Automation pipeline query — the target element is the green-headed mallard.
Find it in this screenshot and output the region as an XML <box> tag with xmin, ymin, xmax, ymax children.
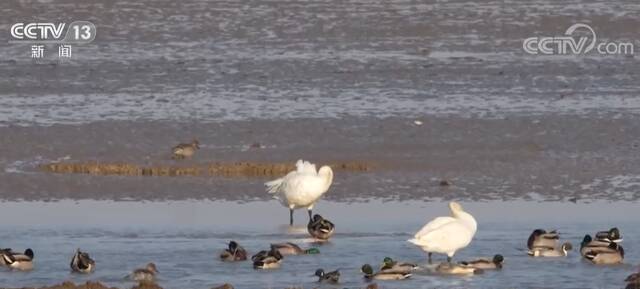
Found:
<box><xmin>128</xmin><ymin>263</ymin><xmax>158</xmax><ymax>282</ymax></box>
<box><xmin>459</xmin><ymin>254</ymin><xmax>504</xmax><ymax>269</ymax></box>
<box><xmin>528</xmin><ymin>242</ymin><xmax>572</xmax><ymax>257</ymax></box>
<box><xmin>361</xmin><ymin>264</ymin><xmax>411</xmax><ymax>280</ymax></box>
<box><xmin>220</xmin><ymin>241</ymin><xmax>247</xmax><ymax>261</ymax></box>
<box><xmin>270</xmin><ymin>242</ymin><xmax>319</xmax><ymax>255</ymax></box>
<box><xmin>172</xmin><ymin>139</ymin><xmax>200</xmax><ymax>159</ymax></box>
<box><xmin>527</xmin><ymin>229</ymin><xmax>559</xmax><ymax>249</ymax></box>
<box><xmin>252</xmin><ymin>248</ymin><xmax>283</xmax><ymax>269</ymax></box>
<box><xmin>315</xmin><ymin>268</ymin><xmax>340</xmax><ymax>283</ymax></box>
<box><xmin>308</xmin><ymin>214</ymin><xmax>335</xmax><ymax>240</ymax></box>
<box><xmin>1</xmin><ymin>248</ymin><xmax>34</xmax><ymax>271</ymax></box>
<box><xmin>585</xmin><ymin>242</ymin><xmax>624</xmax><ymax>265</ymax></box>
<box><xmin>380</xmin><ymin>257</ymin><xmax>418</xmax><ymax>273</ymax></box>
<box><xmin>435</xmin><ymin>262</ymin><xmax>482</xmax><ymax>275</ymax></box>
<box><xmin>70</xmin><ymin>248</ymin><xmax>95</xmax><ymax>273</ymax></box>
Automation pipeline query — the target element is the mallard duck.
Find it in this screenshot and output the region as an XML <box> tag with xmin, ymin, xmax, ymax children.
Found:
<box><xmin>307</xmin><ymin>214</ymin><xmax>335</xmax><ymax>240</ymax></box>
<box><xmin>220</xmin><ymin>241</ymin><xmax>247</xmax><ymax>261</ymax></box>
<box><xmin>128</xmin><ymin>263</ymin><xmax>158</xmax><ymax>282</ymax></box>
<box><xmin>265</xmin><ymin>160</ymin><xmax>333</xmax><ymax>225</ymax></box>
<box><xmin>270</xmin><ymin>242</ymin><xmax>319</xmax><ymax>255</ymax></box>
<box><xmin>459</xmin><ymin>254</ymin><xmax>504</xmax><ymax>269</ymax></box>
<box><xmin>252</xmin><ymin>248</ymin><xmax>283</xmax><ymax>269</ymax></box>
<box><xmin>580</xmin><ymin>235</ymin><xmax>616</xmax><ymax>256</ymax></box>
<box><xmin>435</xmin><ymin>262</ymin><xmax>482</xmax><ymax>275</ymax></box>
<box><xmin>595</xmin><ymin>227</ymin><xmax>623</xmax><ymax>243</ymax></box>
<box><xmin>361</xmin><ymin>264</ymin><xmax>411</xmax><ymax>280</ymax></box>
<box><xmin>70</xmin><ymin>248</ymin><xmax>95</xmax><ymax>273</ymax></box>
<box><xmin>172</xmin><ymin>139</ymin><xmax>199</xmax><ymax>159</ymax></box>
<box><xmin>380</xmin><ymin>257</ymin><xmax>418</xmax><ymax>273</ymax></box>
<box><xmin>1</xmin><ymin>248</ymin><xmax>34</xmax><ymax>271</ymax></box>
<box><xmin>527</xmin><ymin>229</ymin><xmax>559</xmax><ymax>249</ymax></box>
<box><xmin>408</xmin><ymin>202</ymin><xmax>477</xmax><ymax>263</ymax></box>
<box><xmin>528</xmin><ymin>243</ymin><xmax>572</xmax><ymax>257</ymax></box>
<box><xmin>584</xmin><ymin>242</ymin><xmax>624</xmax><ymax>265</ymax></box>
<box><xmin>315</xmin><ymin>268</ymin><xmax>340</xmax><ymax>283</ymax></box>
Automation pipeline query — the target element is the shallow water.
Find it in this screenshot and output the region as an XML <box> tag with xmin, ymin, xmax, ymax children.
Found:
<box><xmin>0</xmin><ymin>200</ymin><xmax>638</xmax><ymax>289</ymax></box>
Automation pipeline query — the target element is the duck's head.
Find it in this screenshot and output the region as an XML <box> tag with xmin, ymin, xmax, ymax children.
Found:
<box><xmin>304</xmin><ymin>248</ymin><xmax>320</xmax><ymax>254</ymax></box>
<box><xmin>24</xmin><ymin>248</ymin><xmax>34</xmax><ymax>259</ymax></box>
<box><xmin>493</xmin><ymin>254</ymin><xmax>504</xmax><ymax>265</ymax></box>
<box><xmin>229</xmin><ymin>241</ymin><xmax>239</xmax><ymax>251</ymax></box>
<box><xmin>609</xmin><ymin>227</ymin><xmax>622</xmax><ymax>242</ymax></box>
<box><xmin>361</xmin><ymin>264</ymin><xmax>374</xmax><ymax>275</ymax></box>
<box><xmin>311</xmin><ymin>214</ymin><xmax>323</xmax><ymax>223</ymax></box>
<box><xmin>582</xmin><ymin>234</ymin><xmax>592</xmax><ymax>246</ymax></box>
<box><xmin>146</xmin><ymin>262</ymin><xmax>158</xmax><ymax>273</ymax></box>
<box><xmin>315</xmin><ymin>269</ymin><xmax>325</xmax><ymax>277</ymax></box>
<box><xmin>382</xmin><ymin>257</ymin><xmax>395</xmax><ymax>268</ymax></box>
<box><xmin>269</xmin><ymin>248</ymin><xmax>283</xmax><ymax>259</ymax></box>
<box><xmin>562</xmin><ymin>242</ymin><xmax>573</xmax><ymax>253</ymax></box>
<box><xmin>531</xmin><ymin>229</ymin><xmax>546</xmax><ymax>237</ymax></box>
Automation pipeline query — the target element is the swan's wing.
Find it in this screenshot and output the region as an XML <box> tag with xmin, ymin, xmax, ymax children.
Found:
<box><xmin>414</xmin><ymin>216</ymin><xmax>457</xmax><ymax>239</ymax></box>
<box><xmin>296</xmin><ymin>159</ymin><xmax>317</xmax><ymax>174</ymax></box>
<box><xmin>282</xmin><ymin>173</ymin><xmax>326</xmax><ymax>198</ymax></box>
<box><xmin>417</xmin><ymin>221</ymin><xmax>474</xmax><ymax>249</ymax></box>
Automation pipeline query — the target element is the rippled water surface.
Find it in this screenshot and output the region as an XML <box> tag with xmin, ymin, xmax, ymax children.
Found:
<box><xmin>0</xmin><ymin>200</ymin><xmax>638</xmax><ymax>289</ymax></box>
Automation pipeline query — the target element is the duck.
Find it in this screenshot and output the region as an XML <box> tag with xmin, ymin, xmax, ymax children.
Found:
<box><xmin>380</xmin><ymin>257</ymin><xmax>418</xmax><ymax>273</ymax></box>
<box><xmin>270</xmin><ymin>242</ymin><xmax>320</xmax><ymax>255</ymax></box>
<box><xmin>528</xmin><ymin>242</ymin><xmax>572</xmax><ymax>257</ymax></box>
<box><xmin>527</xmin><ymin>229</ymin><xmax>559</xmax><ymax>249</ymax></box>
<box><xmin>584</xmin><ymin>242</ymin><xmax>624</xmax><ymax>265</ymax></box>
<box><xmin>408</xmin><ymin>202</ymin><xmax>477</xmax><ymax>263</ymax></box>
<box><xmin>307</xmin><ymin>214</ymin><xmax>335</xmax><ymax>240</ymax></box>
<box><xmin>220</xmin><ymin>241</ymin><xmax>248</xmax><ymax>261</ymax></box>
<box><xmin>315</xmin><ymin>268</ymin><xmax>340</xmax><ymax>283</ymax></box>
<box><xmin>595</xmin><ymin>227</ymin><xmax>623</xmax><ymax>243</ymax></box>
<box><xmin>128</xmin><ymin>263</ymin><xmax>158</xmax><ymax>282</ymax></box>
<box><xmin>435</xmin><ymin>262</ymin><xmax>483</xmax><ymax>275</ymax></box>
<box><xmin>172</xmin><ymin>139</ymin><xmax>199</xmax><ymax>159</ymax></box>
<box><xmin>265</xmin><ymin>160</ymin><xmax>334</xmax><ymax>225</ymax></box>
<box><xmin>70</xmin><ymin>248</ymin><xmax>95</xmax><ymax>273</ymax></box>
<box><xmin>459</xmin><ymin>254</ymin><xmax>504</xmax><ymax>269</ymax></box>
<box><xmin>1</xmin><ymin>248</ymin><xmax>34</xmax><ymax>271</ymax></box>
<box><xmin>252</xmin><ymin>248</ymin><xmax>283</xmax><ymax>269</ymax></box>
<box><xmin>580</xmin><ymin>235</ymin><xmax>616</xmax><ymax>256</ymax></box>
<box><xmin>361</xmin><ymin>264</ymin><xmax>411</xmax><ymax>280</ymax></box>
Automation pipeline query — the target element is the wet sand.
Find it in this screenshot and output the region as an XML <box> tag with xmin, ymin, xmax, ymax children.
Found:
<box><xmin>1</xmin><ymin>116</ymin><xmax>639</xmax><ymax>202</ymax></box>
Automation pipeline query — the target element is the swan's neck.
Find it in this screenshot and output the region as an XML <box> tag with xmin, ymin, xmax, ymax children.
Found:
<box><xmin>453</xmin><ymin>211</ymin><xmax>477</xmax><ymax>233</ymax></box>
<box><xmin>319</xmin><ymin>170</ymin><xmax>333</xmax><ymax>192</ymax></box>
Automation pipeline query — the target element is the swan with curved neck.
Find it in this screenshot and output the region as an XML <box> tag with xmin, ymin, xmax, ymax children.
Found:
<box><xmin>408</xmin><ymin>202</ymin><xmax>477</xmax><ymax>263</ymax></box>
<box><xmin>265</xmin><ymin>160</ymin><xmax>334</xmax><ymax>225</ymax></box>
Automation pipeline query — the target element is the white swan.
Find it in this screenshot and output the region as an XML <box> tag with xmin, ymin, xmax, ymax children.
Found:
<box><xmin>265</xmin><ymin>160</ymin><xmax>334</xmax><ymax>225</ymax></box>
<box><xmin>408</xmin><ymin>202</ymin><xmax>477</xmax><ymax>263</ymax></box>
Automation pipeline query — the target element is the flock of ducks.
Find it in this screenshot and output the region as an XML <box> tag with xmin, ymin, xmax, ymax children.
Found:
<box><xmin>1</xmin><ymin>158</ymin><xmax>638</xmax><ymax>288</ymax></box>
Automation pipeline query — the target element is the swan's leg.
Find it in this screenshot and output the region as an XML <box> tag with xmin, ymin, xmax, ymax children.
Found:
<box><xmin>447</xmin><ymin>256</ymin><xmax>452</xmax><ymax>264</ymax></box>
<box><xmin>289</xmin><ymin>209</ymin><xmax>294</xmax><ymax>226</ymax></box>
<box><xmin>428</xmin><ymin>253</ymin><xmax>432</xmax><ymax>264</ymax></box>
<box><xmin>308</xmin><ymin>209</ymin><xmax>313</xmax><ymax>221</ymax></box>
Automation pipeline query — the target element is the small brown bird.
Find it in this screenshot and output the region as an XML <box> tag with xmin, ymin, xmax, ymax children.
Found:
<box><xmin>128</xmin><ymin>263</ymin><xmax>159</xmax><ymax>282</ymax></box>
<box><xmin>172</xmin><ymin>139</ymin><xmax>200</xmax><ymax>159</ymax></box>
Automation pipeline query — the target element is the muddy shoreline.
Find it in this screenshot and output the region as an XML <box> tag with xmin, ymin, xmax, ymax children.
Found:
<box><xmin>1</xmin><ymin>116</ymin><xmax>639</xmax><ymax>202</ymax></box>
